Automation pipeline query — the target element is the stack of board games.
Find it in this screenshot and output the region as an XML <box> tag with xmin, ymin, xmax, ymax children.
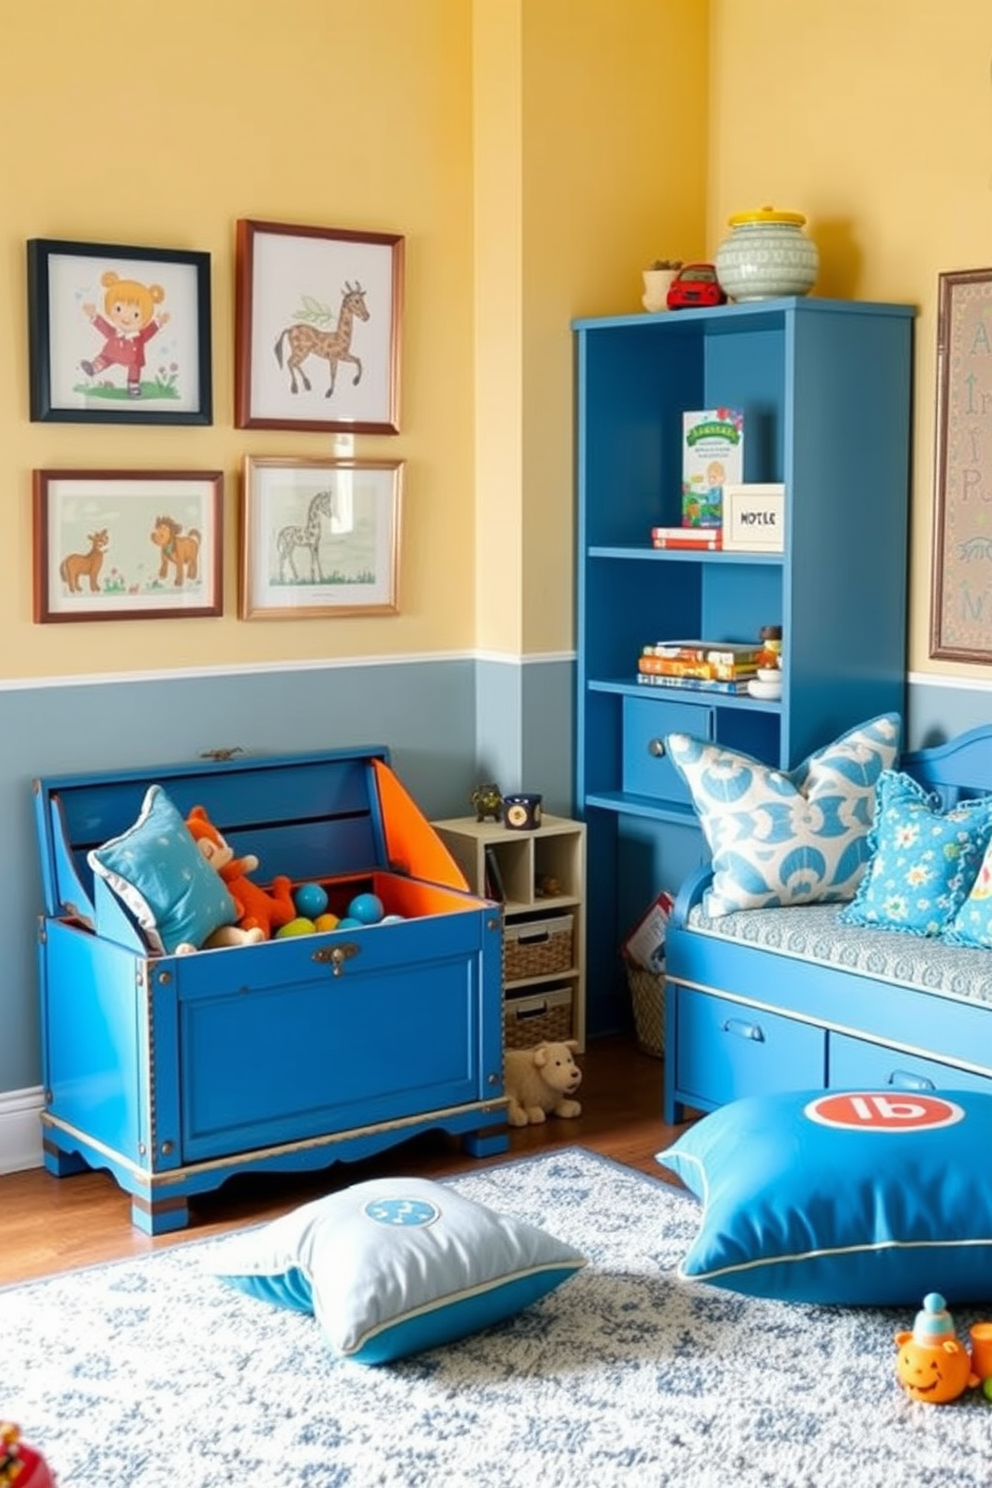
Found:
<box><xmin>637</xmin><ymin>639</ymin><xmax>763</xmax><ymax>694</ymax></box>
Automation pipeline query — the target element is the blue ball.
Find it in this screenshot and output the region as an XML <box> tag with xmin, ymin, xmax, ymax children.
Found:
<box><xmin>348</xmin><ymin>892</ymin><xmax>385</xmax><ymax>925</ymax></box>
<box><xmin>294</xmin><ymin>882</ymin><xmax>329</xmax><ymax>918</ymax></box>
<box><xmin>335</xmin><ymin>916</ymin><xmax>362</xmax><ymax>930</ymax></box>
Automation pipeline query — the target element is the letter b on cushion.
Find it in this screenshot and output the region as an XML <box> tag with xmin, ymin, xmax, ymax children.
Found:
<box><xmin>665</xmin><ymin>713</ymin><xmax>900</xmax><ymax>916</ymax></box>
<box><xmin>657</xmin><ymin>1089</ymin><xmax>992</xmax><ymax>1305</ymax></box>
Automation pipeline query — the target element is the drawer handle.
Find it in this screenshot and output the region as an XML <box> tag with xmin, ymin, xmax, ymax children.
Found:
<box><xmin>887</xmin><ymin>1070</ymin><xmax>936</xmax><ymax>1092</ymax></box>
<box><xmin>722</xmin><ymin>1017</ymin><xmax>765</xmax><ymax>1042</ymax></box>
<box><xmin>648</xmin><ymin>738</ymin><xmax>666</xmax><ymax>759</ymax></box>
<box><xmin>516</xmin><ymin>930</ymin><xmax>551</xmax><ymax>947</ymax></box>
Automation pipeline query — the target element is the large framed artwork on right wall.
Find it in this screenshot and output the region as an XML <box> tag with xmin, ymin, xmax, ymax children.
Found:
<box><xmin>931</xmin><ymin>266</ymin><xmax>992</xmax><ymax>662</ymax></box>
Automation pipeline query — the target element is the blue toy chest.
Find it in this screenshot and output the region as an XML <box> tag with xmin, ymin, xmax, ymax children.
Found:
<box><xmin>33</xmin><ymin>746</ymin><xmax>508</xmax><ymax>1233</ymax></box>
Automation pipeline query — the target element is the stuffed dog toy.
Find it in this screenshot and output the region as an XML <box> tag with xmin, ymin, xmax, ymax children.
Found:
<box><xmin>504</xmin><ymin>1040</ymin><xmax>582</xmax><ymax>1127</ymax></box>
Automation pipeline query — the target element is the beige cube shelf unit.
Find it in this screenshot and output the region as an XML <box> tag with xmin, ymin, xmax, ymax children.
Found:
<box><xmin>432</xmin><ymin>814</ymin><xmax>586</xmax><ymax>1051</ymax></box>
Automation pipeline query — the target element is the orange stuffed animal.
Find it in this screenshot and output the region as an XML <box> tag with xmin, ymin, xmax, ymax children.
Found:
<box><xmin>185</xmin><ymin>804</ymin><xmax>297</xmax><ymax>942</ymax></box>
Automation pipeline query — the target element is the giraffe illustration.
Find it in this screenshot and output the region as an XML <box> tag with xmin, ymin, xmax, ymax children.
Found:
<box><xmin>277</xmin><ymin>489</ymin><xmax>338</xmax><ymax>583</ymax></box>
<box><xmin>273</xmin><ymin>283</ymin><xmax>370</xmax><ymax>398</ymax></box>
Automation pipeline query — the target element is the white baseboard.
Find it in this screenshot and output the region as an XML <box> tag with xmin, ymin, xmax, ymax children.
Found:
<box><xmin>0</xmin><ymin>1087</ymin><xmax>44</xmax><ymax>1174</ymax></box>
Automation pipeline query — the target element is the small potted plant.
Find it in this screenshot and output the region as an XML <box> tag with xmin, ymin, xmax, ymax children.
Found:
<box><xmin>642</xmin><ymin>258</ymin><xmax>683</xmax><ymax>312</ymax></box>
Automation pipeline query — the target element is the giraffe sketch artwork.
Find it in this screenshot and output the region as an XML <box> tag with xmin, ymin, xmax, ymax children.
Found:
<box><xmin>274</xmin><ymin>284</ymin><xmax>370</xmax><ymax>400</ymax></box>
<box><xmin>234</xmin><ymin>222</ymin><xmax>403</xmax><ymax>433</ymax></box>
<box><xmin>276</xmin><ymin>489</ymin><xmax>338</xmax><ymax>584</ymax></box>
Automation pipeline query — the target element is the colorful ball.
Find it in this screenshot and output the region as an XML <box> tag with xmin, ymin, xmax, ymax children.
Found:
<box><xmin>275</xmin><ymin>917</ymin><xmax>316</xmax><ymax>938</ymax></box>
<box><xmin>295</xmin><ymin>882</ymin><xmax>329</xmax><ymax>919</ymax></box>
<box><xmin>983</xmin><ymin>1376</ymin><xmax>992</xmax><ymax>1402</ymax></box>
<box><xmin>380</xmin><ymin>914</ymin><xmax>406</xmax><ymax>924</ymax></box>
<box><xmin>348</xmin><ymin>892</ymin><xmax>385</xmax><ymax>925</ymax></box>
<box><xmin>314</xmin><ymin>912</ymin><xmax>340</xmax><ymax>933</ymax></box>
<box><xmin>335</xmin><ymin>916</ymin><xmax>363</xmax><ymax>930</ymax></box>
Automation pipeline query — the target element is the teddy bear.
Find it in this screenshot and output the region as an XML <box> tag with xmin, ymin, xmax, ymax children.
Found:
<box><xmin>184</xmin><ymin>804</ymin><xmax>297</xmax><ymax>944</ymax></box>
<box><xmin>504</xmin><ymin>1040</ymin><xmax>583</xmax><ymax>1127</ymax></box>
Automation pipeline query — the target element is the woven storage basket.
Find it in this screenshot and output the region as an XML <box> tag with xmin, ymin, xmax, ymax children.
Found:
<box><xmin>503</xmin><ymin>914</ymin><xmax>573</xmax><ymax>982</ymax></box>
<box><xmin>503</xmin><ymin>987</ymin><xmax>573</xmax><ymax>1049</ymax></box>
<box><xmin>625</xmin><ymin>960</ymin><xmax>665</xmax><ymax>1058</ymax></box>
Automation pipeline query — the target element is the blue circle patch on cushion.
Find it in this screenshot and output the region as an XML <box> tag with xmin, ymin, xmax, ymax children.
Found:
<box><xmin>364</xmin><ymin>1197</ymin><xmax>440</xmax><ymax>1228</ymax></box>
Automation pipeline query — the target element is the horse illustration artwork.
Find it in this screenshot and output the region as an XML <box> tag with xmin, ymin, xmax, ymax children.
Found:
<box><xmin>59</xmin><ymin>529</ymin><xmax>109</xmax><ymax>593</ymax></box>
<box><xmin>277</xmin><ymin>488</ymin><xmax>337</xmax><ymax>584</ymax></box>
<box><xmin>273</xmin><ymin>283</ymin><xmax>370</xmax><ymax>399</ymax></box>
<box><xmin>151</xmin><ymin>515</ymin><xmax>200</xmax><ymax>586</ymax></box>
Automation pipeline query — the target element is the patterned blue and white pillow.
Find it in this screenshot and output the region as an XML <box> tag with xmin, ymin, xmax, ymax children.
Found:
<box><xmin>665</xmin><ymin>713</ymin><xmax>901</xmax><ymax>917</ymax></box>
<box><xmin>839</xmin><ymin>770</ymin><xmax>992</xmax><ymax>936</ymax></box>
<box><xmin>87</xmin><ymin>783</ymin><xmax>237</xmax><ymax>954</ymax></box>
<box><xmin>212</xmin><ymin>1175</ymin><xmax>585</xmax><ymax>1365</ymax></box>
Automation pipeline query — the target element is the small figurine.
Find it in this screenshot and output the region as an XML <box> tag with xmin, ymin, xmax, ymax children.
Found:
<box><xmin>470</xmin><ymin>783</ymin><xmax>503</xmax><ymax>822</ymax></box>
<box><xmin>894</xmin><ymin>1292</ymin><xmax>980</xmax><ymax>1404</ymax></box>
<box><xmin>0</xmin><ymin>1422</ymin><xmax>55</xmax><ymax>1487</ymax></box>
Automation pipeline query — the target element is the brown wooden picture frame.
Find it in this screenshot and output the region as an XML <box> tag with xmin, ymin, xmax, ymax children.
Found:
<box><xmin>930</xmin><ymin>268</ymin><xmax>992</xmax><ymax>662</ymax></box>
<box><xmin>239</xmin><ymin>456</ymin><xmax>402</xmax><ymax>620</ymax></box>
<box><xmin>33</xmin><ymin>469</ymin><xmax>223</xmax><ymax>623</ymax></box>
<box><xmin>234</xmin><ymin>220</ymin><xmax>403</xmax><ymax>434</ymax></box>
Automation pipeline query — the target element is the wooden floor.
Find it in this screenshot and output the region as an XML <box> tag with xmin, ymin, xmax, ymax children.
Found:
<box><xmin>0</xmin><ymin>1035</ymin><xmax>692</xmax><ymax>1288</ymax></box>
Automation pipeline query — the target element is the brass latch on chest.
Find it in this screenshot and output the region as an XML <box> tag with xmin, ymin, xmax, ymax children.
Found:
<box><xmin>311</xmin><ymin>941</ymin><xmax>361</xmax><ymax>976</ymax></box>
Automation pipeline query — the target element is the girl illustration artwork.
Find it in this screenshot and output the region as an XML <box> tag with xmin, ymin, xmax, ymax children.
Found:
<box><xmin>80</xmin><ymin>271</ymin><xmax>170</xmax><ymax>398</ymax></box>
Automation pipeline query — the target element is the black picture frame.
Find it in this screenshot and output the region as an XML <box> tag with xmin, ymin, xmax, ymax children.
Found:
<box><xmin>27</xmin><ymin>237</ymin><xmax>212</xmax><ymax>425</ymax></box>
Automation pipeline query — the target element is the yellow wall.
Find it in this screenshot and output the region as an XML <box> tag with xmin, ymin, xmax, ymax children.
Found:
<box><xmin>2</xmin><ymin>0</ymin><xmax>707</xmax><ymax>679</ymax></box>
<box><xmin>10</xmin><ymin>1</ymin><xmax>971</xmax><ymax>684</ymax></box>
<box><xmin>708</xmin><ymin>0</ymin><xmax>992</xmax><ymax>680</ymax></box>
<box><xmin>1</xmin><ymin>0</ymin><xmax>478</xmax><ymax>677</ymax></box>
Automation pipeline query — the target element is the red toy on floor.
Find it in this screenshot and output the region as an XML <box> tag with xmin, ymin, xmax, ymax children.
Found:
<box><xmin>0</xmin><ymin>1423</ymin><xmax>55</xmax><ymax>1487</ymax></box>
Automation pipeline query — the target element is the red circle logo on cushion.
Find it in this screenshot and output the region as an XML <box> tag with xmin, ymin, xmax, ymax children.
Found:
<box><xmin>804</xmin><ymin>1092</ymin><xmax>965</xmax><ymax>1131</ymax></box>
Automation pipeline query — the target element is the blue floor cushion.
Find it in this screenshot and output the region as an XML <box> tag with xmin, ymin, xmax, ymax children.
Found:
<box><xmin>657</xmin><ymin>1088</ymin><xmax>992</xmax><ymax>1305</ymax></box>
<box><xmin>211</xmin><ymin>1175</ymin><xmax>585</xmax><ymax>1364</ymax></box>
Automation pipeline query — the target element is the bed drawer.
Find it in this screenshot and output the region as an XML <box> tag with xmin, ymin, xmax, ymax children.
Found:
<box><xmin>828</xmin><ymin>1032</ymin><xmax>992</xmax><ymax>1096</ymax></box>
<box><xmin>675</xmin><ymin>987</ymin><xmax>826</xmax><ymax>1109</ymax></box>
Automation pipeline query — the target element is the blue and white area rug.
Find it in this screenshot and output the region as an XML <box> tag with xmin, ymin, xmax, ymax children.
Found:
<box><xmin>2</xmin><ymin>1147</ymin><xmax>989</xmax><ymax>1488</ymax></box>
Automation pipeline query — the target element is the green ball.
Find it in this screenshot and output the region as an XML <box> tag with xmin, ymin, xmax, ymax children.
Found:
<box><xmin>275</xmin><ymin>916</ymin><xmax>316</xmax><ymax>938</ymax></box>
<box><xmin>982</xmin><ymin>1376</ymin><xmax>992</xmax><ymax>1402</ymax></box>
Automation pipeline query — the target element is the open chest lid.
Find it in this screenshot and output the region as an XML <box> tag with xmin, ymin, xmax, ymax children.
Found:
<box><xmin>33</xmin><ymin>745</ymin><xmax>469</xmax><ymax>925</ymax></box>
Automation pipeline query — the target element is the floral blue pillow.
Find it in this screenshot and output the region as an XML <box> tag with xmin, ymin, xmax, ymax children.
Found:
<box><xmin>211</xmin><ymin>1175</ymin><xmax>585</xmax><ymax>1365</ymax></box>
<box><xmin>838</xmin><ymin>770</ymin><xmax>992</xmax><ymax>936</ymax></box>
<box><xmin>665</xmin><ymin>713</ymin><xmax>900</xmax><ymax>917</ymax></box>
<box><xmin>657</xmin><ymin>1088</ymin><xmax>992</xmax><ymax>1304</ymax></box>
<box><xmin>87</xmin><ymin>784</ymin><xmax>237</xmax><ymax>954</ymax></box>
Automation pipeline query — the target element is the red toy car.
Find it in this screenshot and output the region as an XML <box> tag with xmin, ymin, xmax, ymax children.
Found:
<box><xmin>667</xmin><ymin>263</ymin><xmax>727</xmax><ymax>310</ymax></box>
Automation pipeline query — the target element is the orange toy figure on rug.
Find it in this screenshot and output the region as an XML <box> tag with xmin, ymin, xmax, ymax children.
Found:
<box><xmin>894</xmin><ymin>1293</ymin><xmax>980</xmax><ymax>1404</ymax></box>
<box><xmin>185</xmin><ymin>804</ymin><xmax>296</xmax><ymax>941</ymax></box>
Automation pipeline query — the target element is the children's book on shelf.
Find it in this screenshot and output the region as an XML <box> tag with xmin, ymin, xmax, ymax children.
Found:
<box><xmin>635</xmin><ymin>672</ymin><xmax>754</xmax><ymax>695</ymax></box>
<box><xmin>681</xmin><ymin>407</ymin><xmax>744</xmax><ymax>527</ymax></box>
<box><xmin>644</xmin><ymin>640</ymin><xmax>764</xmax><ymax>666</ymax></box>
<box><xmin>650</xmin><ymin>526</ymin><xmax>722</xmax><ymax>550</ymax></box>
<box><xmin>638</xmin><ymin>654</ymin><xmax>758</xmax><ymax>682</ymax></box>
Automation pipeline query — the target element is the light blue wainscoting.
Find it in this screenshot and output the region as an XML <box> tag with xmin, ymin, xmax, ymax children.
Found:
<box><xmin>2</xmin><ymin>653</ymin><xmax>576</xmax><ymax>1098</ymax></box>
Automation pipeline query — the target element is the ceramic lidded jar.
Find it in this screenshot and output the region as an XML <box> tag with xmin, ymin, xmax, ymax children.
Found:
<box><xmin>715</xmin><ymin>207</ymin><xmax>818</xmax><ymax>303</ymax></box>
